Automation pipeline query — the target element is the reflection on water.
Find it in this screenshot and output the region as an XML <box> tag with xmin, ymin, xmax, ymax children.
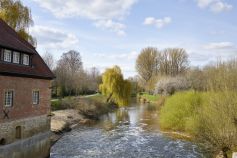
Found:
<box><xmin>51</xmin><ymin>102</ymin><xmax>208</xmax><ymax>158</ymax></box>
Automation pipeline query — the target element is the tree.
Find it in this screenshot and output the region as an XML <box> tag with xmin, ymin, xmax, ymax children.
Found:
<box><xmin>99</xmin><ymin>66</ymin><xmax>131</xmax><ymax>107</ymax></box>
<box><xmin>0</xmin><ymin>0</ymin><xmax>36</xmax><ymax>46</ymax></box>
<box><xmin>42</xmin><ymin>52</ymin><xmax>55</xmax><ymax>70</ymax></box>
<box><xmin>136</xmin><ymin>47</ymin><xmax>159</xmax><ymax>91</ymax></box>
<box><xmin>55</xmin><ymin>50</ymin><xmax>83</xmax><ymax>96</ymax></box>
<box><xmin>159</xmin><ymin>48</ymin><xmax>189</xmax><ymax>76</ymax></box>
<box><xmin>86</xmin><ymin>67</ymin><xmax>101</xmax><ymax>92</ymax></box>
<box><xmin>186</xmin><ymin>67</ymin><xmax>207</xmax><ymax>91</ymax></box>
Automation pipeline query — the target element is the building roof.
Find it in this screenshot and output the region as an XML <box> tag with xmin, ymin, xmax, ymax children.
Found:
<box><xmin>0</xmin><ymin>19</ymin><xmax>55</xmax><ymax>79</ymax></box>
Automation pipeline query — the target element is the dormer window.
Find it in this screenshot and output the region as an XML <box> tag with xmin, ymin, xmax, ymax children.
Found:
<box><xmin>13</xmin><ymin>51</ymin><xmax>20</xmax><ymax>64</ymax></box>
<box><xmin>4</xmin><ymin>49</ymin><xmax>12</xmax><ymax>62</ymax></box>
<box><xmin>1</xmin><ymin>48</ymin><xmax>31</xmax><ymax>66</ymax></box>
<box><xmin>22</xmin><ymin>54</ymin><xmax>29</xmax><ymax>65</ymax></box>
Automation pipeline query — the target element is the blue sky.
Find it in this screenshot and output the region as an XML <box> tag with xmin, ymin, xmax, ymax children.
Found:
<box><xmin>21</xmin><ymin>0</ymin><xmax>237</xmax><ymax>77</ymax></box>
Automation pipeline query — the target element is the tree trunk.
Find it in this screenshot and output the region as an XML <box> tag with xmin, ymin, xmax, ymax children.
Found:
<box><xmin>106</xmin><ymin>93</ymin><xmax>113</xmax><ymax>103</ymax></box>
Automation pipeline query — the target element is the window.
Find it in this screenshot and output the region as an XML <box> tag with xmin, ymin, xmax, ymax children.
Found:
<box><xmin>22</xmin><ymin>54</ymin><xmax>29</xmax><ymax>65</ymax></box>
<box><xmin>4</xmin><ymin>90</ymin><xmax>13</xmax><ymax>107</ymax></box>
<box><xmin>15</xmin><ymin>126</ymin><xmax>22</xmax><ymax>139</ymax></box>
<box><xmin>13</xmin><ymin>51</ymin><xmax>20</xmax><ymax>64</ymax></box>
<box><xmin>32</xmin><ymin>90</ymin><xmax>39</xmax><ymax>105</ymax></box>
<box><xmin>3</xmin><ymin>50</ymin><xmax>11</xmax><ymax>62</ymax></box>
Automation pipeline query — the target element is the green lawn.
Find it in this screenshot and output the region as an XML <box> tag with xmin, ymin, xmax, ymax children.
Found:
<box><xmin>139</xmin><ymin>92</ymin><xmax>160</xmax><ymax>102</ymax></box>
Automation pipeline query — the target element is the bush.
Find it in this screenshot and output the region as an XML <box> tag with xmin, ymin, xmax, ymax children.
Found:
<box><xmin>159</xmin><ymin>91</ymin><xmax>202</xmax><ymax>132</ymax></box>
<box><xmin>154</xmin><ymin>76</ymin><xmax>190</xmax><ymax>95</ymax></box>
<box><xmin>77</xmin><ymin>98</ymin><xmax>107</xmax><ymax>119</ymax></box>
<box><xmin>51</xmin><ymin>97</ymin><xmax>77</xmax><ymax>111</ymax></box>
<box><xmin>76</xmin><ymin>95</ymin><xmax>117</xmax><ymax>120</ymax></box>
<box><xmin>186</xmin><ymin>67</ymin><xmax>208</xmax><ymax>91</ymax></box>
<box><xmin>160</xmin><ymin>90</ymin><xmax>237</xmax><ymax>155</ymax></box>
<box><xmin>195</xmin><ymin>91</ymin><xmax>237</xmax><ymax>155</ymax></box>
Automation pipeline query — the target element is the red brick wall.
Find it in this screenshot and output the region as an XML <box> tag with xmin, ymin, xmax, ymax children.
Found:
<box><xmin>0</xmin><ymin>76</ymin><xmax>51</xmax><ymax>123</ymax></box>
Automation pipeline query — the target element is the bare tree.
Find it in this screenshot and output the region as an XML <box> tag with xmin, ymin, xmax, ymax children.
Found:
<box><xmin>160</xmin><ymin>48</ymin><xmax>189</xmax><ymax>76</ymax></box>
<box><xmin>136</xmin><ymin>47</ymin><xmax>189</xmax><ymax>92</ymax></box>
<box><xmin>136</xmin><ymin>47</ymin><xmax>159</xmax><ymax>91</ymax></box>
<box><xmin>136</xmin><ymin>47</ymin><xmax>159</xmax><ymax>82</ymax></box>
<box><xmin>55</xmin><ymin>50</ymin><xmax>83</xmax><ymax>96</ymax></box>
<box><xmin>42</xmin><ymin>52</ymin><xmax>55</xmax><ymax>70</ymax></box>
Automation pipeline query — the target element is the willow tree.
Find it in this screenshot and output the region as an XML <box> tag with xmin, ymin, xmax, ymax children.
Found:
<box><xmin>0</xmin><ymin>0</ymin><xmax>36</xmax><ymax>46</ymax></box>
<box><xmin>99</xmin><ymin>66</ymin><xmax>131</xmax><ymax>107</ymax></box>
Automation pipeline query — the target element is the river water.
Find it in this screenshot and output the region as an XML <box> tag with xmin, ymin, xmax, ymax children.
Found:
<box><xmin>51</xmin><ymin>102</ymin><xmax>208</xmax><ymax>158</ymax></box>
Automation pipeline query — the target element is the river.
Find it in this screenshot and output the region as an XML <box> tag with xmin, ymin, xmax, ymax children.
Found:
<box><xmin>50</xmin><ymin>102</ymin><xmax>208</xmax><ymax>158</ymax></box>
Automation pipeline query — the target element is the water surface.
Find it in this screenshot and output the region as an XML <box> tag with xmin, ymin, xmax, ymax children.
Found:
<box><xmin>51</xmin><ymin>103</ymin><xmax>207</xmax><ymax>158</ymax></box>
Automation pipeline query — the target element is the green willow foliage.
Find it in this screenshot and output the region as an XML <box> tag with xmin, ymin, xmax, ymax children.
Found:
<box><xmin>99</xmin><ymin>66</ymin><xmax>131</xmax><ymax>107</ymax></box>
<box><xmin>0</xmin><ymin>0</ymin><xmax>36</xmax><ymax>46</ymax></box>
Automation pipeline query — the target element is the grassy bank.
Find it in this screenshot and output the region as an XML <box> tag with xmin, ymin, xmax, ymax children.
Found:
<box><xmin>159</xmin><ymin>90</ymin><xmax>237</xmax><ymax>156</ymax></box>
<box><xmin>138</xmin><ymin>92</ymin><xmax>160</xmax><ymax>103</ymax></box>
<box><xmin>51</xmin><ymin>93</ymin><xmax>117</xmax><ymax>120</ymax></box>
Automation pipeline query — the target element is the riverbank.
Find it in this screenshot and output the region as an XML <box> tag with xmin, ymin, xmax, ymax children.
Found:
<box><xmin>137</xmin><ymin>93</ymin><xmax>166</xmax><ymax>108</ymax></box>
<box><xmin>139</xmin><ymin>91</ymin><xmax>237</xmax><ymax>158</ymax></box>
<box><xmin>50</xmin><ymin>109</ymin><xmax>98</xmax><ymax>145</ymax></box>
<box><xmin>50</xmin><ymin>94</ymin><xmax>117</xmax><ymax>145</ymax></box>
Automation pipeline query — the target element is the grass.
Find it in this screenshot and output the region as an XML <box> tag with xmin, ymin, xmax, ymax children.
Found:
<box><xmin>85</xmin><ymin>93</ymin><xmax>107</xmax><ymax>103</ymax></box>
<box><xmin>138</xmin><ymin>92</ymin><xmax>160</xmax><ymax>102</ymax></box>
<box><xmin>51</xmin><ymin>94</ymin><xmax>100</xmax><ymax>111</ymax></box>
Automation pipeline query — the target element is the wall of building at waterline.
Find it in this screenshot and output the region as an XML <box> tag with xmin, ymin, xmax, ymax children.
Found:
<box><xmin>0</xmin><ymin>115</ymin><xmax>50</xmax><ymax>145</ymax></box>
<box><xmin>0</xmin><ymin>131</ymin><xmax>51</xmax><ymax>158</ymax></box>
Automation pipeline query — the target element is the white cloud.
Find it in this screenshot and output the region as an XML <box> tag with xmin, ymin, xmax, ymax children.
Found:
<box><xmin>144</xmin><ymin>17</ymin><xmax>172</xmax><ymax>29</ymax></box>
<box><xmin>196</xmin><ymin>0</ymin><xmax>233</xmax><ymax>13</ymax></box>
<box><xmin>32</xmin><ymin>0</ymin><xmax>137</xmax><ymax>35</ymax></box>
<box><xmin>95</xmin><ymin>20</ymin><xmax>126</xmax><ymax>36</ymax></box>
<box><xmin>210</xmin><ymin>1</ymin><xmax>232</xmax><ymax>13</ymax></box>
<box><xmin>30</xmin><ymin>25</ymin><xmax>79</xmax><ymax>51</ymax></box>
<box><xmin>93</xmin><ymin>51</ymin><xmax>138</xmax><ymax>60</ymax></box>
<box><xmin>84</xmin><ymin>51</ymin><xmax>139</xmax><ymax>77</ymax></box>
<box><xmin>203</xmin><ymin>42</ymin><xmax>234</xmax><ymax>50</ymax></box>
<box><xmin>197</xmin><ymin>0</ymin><xmax>215</xmax><ymax>8</ymax></box>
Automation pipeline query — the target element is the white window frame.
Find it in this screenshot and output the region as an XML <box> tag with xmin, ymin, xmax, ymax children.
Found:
<box><xmin>32</xmin><ymin>90</ymin><xmax>40</xmax><ymax>105</ymax></box>
<box><xmin>4</xmin><ymin>90</ymin><xmax>13</xmax><ymax>107</ymax></box>
<box><xmin>13</xmin><ymin>51</ymin><xmax>20</xmax><ymax>64</ymax></box>
<box><xmin>22</xmin><ymin>54</ymin><xmax>29</xmax><ymax>65</ymax></box>
<box><xmin>3</xmin><ymin>50</ymin><xmax>12</xmax><ymax>62</ymax></box>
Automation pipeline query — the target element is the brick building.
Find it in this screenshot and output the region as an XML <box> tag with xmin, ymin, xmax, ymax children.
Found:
<box><xmin>0</xmin><ymin>19</ymin><xmax>55</xmax><ymax>158</ymax></box>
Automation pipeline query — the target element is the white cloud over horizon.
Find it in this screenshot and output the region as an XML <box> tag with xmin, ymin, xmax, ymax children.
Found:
<box><xmin>83</xmin><ymin>51</ymin><xmax>139</xmax><ymax>77</ymax></box>
<box><xmin>32</xmin><ymin>0</ymin><xmax>137</xmax><ymax>35</ymax></box>
<box><xmin>203</xmin><ymin>42</ymin><xmax>235</xmax><ymax>50</ymax></box>
<box><xmin>30</xmin><ymin>25</ymin><xmax>79</xmax><ymax>52</ymax></box>
<box><xmin>95</xmin><ymin>20</ymin><xmax>126</xmax><ymax>36</ymax></box>
<box><xmin>196</xmin><ymin>0</ymin><xmax>233</xmax><ymax>13</ymax></box>
<box><xmin>144</xmin><ymin>17</ymin><xmax>172</xmax><ymax>29</ymax></box>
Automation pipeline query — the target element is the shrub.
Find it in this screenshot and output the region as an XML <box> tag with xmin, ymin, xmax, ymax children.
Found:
<box><xmin>159</xmin><ymin>91</ymin><xmax>202</xmax><ymax>132</ymax></box>
<box><xmin>51</xmin><ymin>100</ymin><xmax>62</xmax><ymax>111</ymax></box>
<box><xmin>51</xmin><ymin>97</ymin><xmax>77</xmax><ymax>111</ymax></box>
<box><xmin>76</xmin><ymin>96</ymin><xmax>117</xmax><ymax>120</ymax></box>
<box><xmin>186</xmin><ymin>67</ymin><xmax>208</xmax><ymax>91</ymax></box>
<box><xmin>160</xmin><ymin>90</ymin><xmax>237</xmax><ymax>155</ymax></box>
<box><xmin>195</xmin><ymin>91</ymin><xmax>237</xmax><ymax>155</ymax></box>
<box><xmin>154</xmin><ymin>76</ymin><xmax>190</xmax><ymax>95</ymax></box>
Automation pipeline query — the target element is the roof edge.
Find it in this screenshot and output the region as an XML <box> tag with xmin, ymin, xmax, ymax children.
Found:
<box><xmin>0</xmin><ymin>72</ymin><xmax>55</xmax><ymax>80</ymax></box>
